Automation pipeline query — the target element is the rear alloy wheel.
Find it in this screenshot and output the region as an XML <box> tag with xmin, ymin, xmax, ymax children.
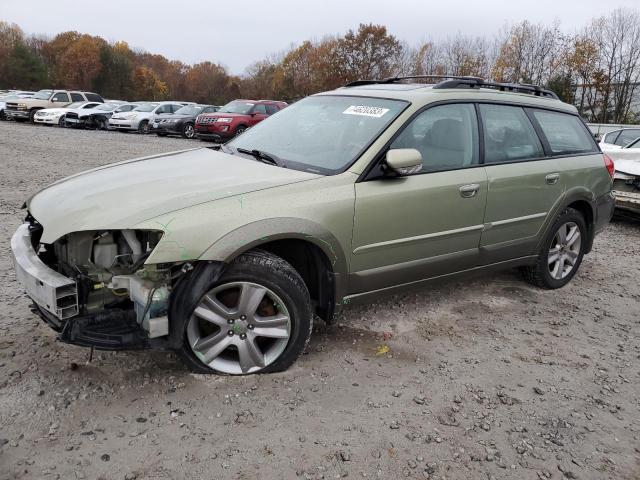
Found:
<box><xmin>138</xmin><ymin>120</ymin><xmax>149</xmax><ymax>134</ymax></box>
<box><xmin>177</xmin><ymin>250</ymin><xmax>313</xmax><ymax>375</ymax></box>
<box><xmin>29</xmin><ymin>109</ymin><xmax>38</xmax><ymax>123</ymax></box>
<box><xmin>58</xmin><ymin>115</ymin><xmax>66</xmax><ymax>127</ymax></box>
<box><xmin>522</xmin><ymin>208</ymin><xmax>587</xmax><ymax>289</ymax></box>
<box><xmin>182</xmin><ymin>123</ymin><xmax>195</xmax><ymax>139</ymax></box>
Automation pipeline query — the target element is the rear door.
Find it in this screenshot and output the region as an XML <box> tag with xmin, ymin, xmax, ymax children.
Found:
<box><xmin>350</xmin><ymin>103</ymin><xmax>488</xmax><ymax>294</ymax></box>
<box><xmin>478</xmin><ymin>103</ymin><xmax>565</xmax><ymax>263</ymax></box>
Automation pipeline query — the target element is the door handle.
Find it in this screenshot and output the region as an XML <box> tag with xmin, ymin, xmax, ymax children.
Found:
<box><xmin>459</xmin><ymin>184</ymin><xmax>480</xmax><ymax>198</ymax></box>
<box><xmin>545</xmin><ymin>173</ymin><xmax>560</xmax><ymax>185</ymax></box>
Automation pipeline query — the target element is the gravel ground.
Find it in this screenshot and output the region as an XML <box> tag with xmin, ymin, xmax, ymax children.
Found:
<box><xmin>0</xmin><ymin>121</ymin><xmax>639</xmax><ymax>480</ymax></box>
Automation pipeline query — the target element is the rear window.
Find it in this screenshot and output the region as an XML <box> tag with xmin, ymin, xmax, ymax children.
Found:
<box><xmin>70</xmin><ymin>92</ymin><xmax>84</xmax><ymax>102</ymax></box>
<box><xmin>84</xmin><ymin>93</ymin><xmax>103</xmax><ymax>102</ymax></box>
<box><xmin>532</xmin><ymin>110</ymin><xmax>596</xmax><ymax>154</ymax></box>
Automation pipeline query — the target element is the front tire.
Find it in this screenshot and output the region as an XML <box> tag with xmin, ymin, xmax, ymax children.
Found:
<box><xmin>522</xmin><ymin>208</ymin><xmax>587</xmax><ymax>289</ymax></box>
<box><xmin>182</xmin><ymin>122</ymin><xmax>195</xmax><ymax>139</ymax></box>
<box><xmin>235</xmin><ymin>125</ymin><xmax>247</xmax><ymax>137</ymax></box>
<box><xmin>138</xmin><ymin>120</ymin><xmax>149</xmax><ymax>134</ymax></box>
<box><xmin>176</xmin><ymin>250</ymin><xmax>313</xmax><ymax>375</ymax></box>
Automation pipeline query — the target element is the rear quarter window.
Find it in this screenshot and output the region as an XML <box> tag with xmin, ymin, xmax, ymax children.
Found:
<box><xmin>84</xmin><ymin>93</ymin><xmax>103</xmax><ymax>102</ymax></box>
<box><xmin>531</xmin><ymin>110</ymin><xmax>597</xmax><ymax>155</ymax></box>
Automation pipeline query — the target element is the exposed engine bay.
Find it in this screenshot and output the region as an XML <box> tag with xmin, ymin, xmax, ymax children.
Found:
<box><xmin>28</xmin><ymin>215</ymin><xmax>178</xmax><ymax>346</ymax></box>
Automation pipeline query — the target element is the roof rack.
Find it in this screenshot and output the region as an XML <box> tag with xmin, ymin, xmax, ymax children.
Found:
<box><xmin>344</xmin><ymin>75</ymin><xmax>559</xmax><ymax>100</ymax></box>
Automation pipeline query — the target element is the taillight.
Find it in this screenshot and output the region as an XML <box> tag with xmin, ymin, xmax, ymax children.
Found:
<box><xmin>603</xmin><ymin>154</ymin><xmax>615</xmax><ymax>178</ymax></box>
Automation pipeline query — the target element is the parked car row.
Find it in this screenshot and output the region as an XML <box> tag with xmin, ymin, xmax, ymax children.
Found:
<box><xmin>1</xmin><ymin>88</ymin><xmax>289</xmax><ymax>142</ymax></box>
<box><xmin>599</xmin><ymin>132</ymin><xmax>640</xmax><ymax>219</ymax></box>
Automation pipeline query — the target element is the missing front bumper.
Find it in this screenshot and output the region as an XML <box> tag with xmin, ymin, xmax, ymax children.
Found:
<box><xmin>11</xmin><ymin>223</ymin><xmax>78</xmax><ymax>321</ymax></box>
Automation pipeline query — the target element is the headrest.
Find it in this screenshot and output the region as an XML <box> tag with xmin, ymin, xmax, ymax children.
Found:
<box><xmin>424</xmin><ymin>119</ymin><xmax>465</xmax><ymax>151</ymax></box>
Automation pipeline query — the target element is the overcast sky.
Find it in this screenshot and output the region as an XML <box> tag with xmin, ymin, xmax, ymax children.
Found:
<box><xmin>1</xmin><ymin>0</ymin><xmax>638</xmax><ymax>74</ymax></box>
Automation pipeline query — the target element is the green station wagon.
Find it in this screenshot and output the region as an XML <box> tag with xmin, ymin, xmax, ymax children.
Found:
<box><xmin>11</xmin><ymin>76</ymin><xmax>615</xmax><ymax>375</ymax></box>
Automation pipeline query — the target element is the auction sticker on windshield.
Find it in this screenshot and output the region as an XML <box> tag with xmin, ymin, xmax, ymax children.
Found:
<box><xmin>343</xmin><ymin>105</ymin><xmax>390</xmax><ymax>118</ymax></box>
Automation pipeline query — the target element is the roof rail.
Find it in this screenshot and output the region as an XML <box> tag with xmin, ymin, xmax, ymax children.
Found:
<box><xmin>344</xmin><ymin>75</ymin><xmax>559</xmax><ymax>100</ymax></box>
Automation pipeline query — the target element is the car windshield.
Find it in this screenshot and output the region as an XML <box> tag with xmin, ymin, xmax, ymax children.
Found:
<box><xmin>174</xmin><ymin>105</ymin><xmax>203</xmax><ymax>115</ymax></box>
<box><xmin>66</xmin><ymin>102</ymin><xmax>86</xmax><ymax>109</ymax></box>
<box><xmin>218</xmin><ymin>101</ymin><xmax>255</xmax><ymax>114</ymax></box>
<box><xmin>33</xmin><ymin>90</ymin><xmax>53</xmax><ymax>100</ymax></box>
<box><xmin>227</xmin><ymin>95</ymin><xmax>408</xmax><ymax>174</ymax></box>
<box><xmin>133</xmin><ymin>103</ymin><xmax>157</xmax><ymax>112</ymax></box>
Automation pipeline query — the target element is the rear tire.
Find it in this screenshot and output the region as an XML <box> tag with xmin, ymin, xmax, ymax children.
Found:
<box><xmin>175</xmin><ymin>250</ymin><xmax>313</xmax><ymax>375</ymax></box>
<box><xmin>522</xmin><ymin>208</ymin><xmax>587</xmax><ymax>289</ymax></box>
<box><xmin>58</xmin><ymin>115</ymin><xmax>66</xmax><ymax>127</ymax></box>
<box><xmin>29</xmin><ymin>109</ymin><xmax>38</xmax><ymax>123</ymax></box>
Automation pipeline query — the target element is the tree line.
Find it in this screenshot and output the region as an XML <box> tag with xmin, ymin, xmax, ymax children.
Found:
<box><xmin>1</xmin><ymin>7</ymin><xmax>639</xmax><ymax>123</ymax></box>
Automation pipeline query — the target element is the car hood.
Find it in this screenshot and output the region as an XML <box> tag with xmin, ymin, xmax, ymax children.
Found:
<box><xmin>201</xmin><ymin>112</ymin><xmax>249</xmax><ymax>119</ymax></box>
<box><xmin>28</xmin><ymin>147</ymin><xmax>321</xmax><ymax>243</ymax></box>
<box><xmin>155</xmin><ymin>113</ymin><xmax>194</xmax><ymax>121</ymax></box>
<box><xmin>75</xmin><ymin>107</ymin><xmax>114</xmax><ymax>116</ymax></box>
<box><xmin>38</xmin><ymin>108</ymin><xmax>70</xmax><ymax>114</ymax></box>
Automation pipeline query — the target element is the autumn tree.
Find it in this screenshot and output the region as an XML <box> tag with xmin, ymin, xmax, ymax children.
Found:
<box><xmin>333</xmin><ymin>24</ymin><xmax>403</xmax><ymax>83</ymax></box>
<box><xmin>131</xmin><ymin>66</ymin><xmax>168</xmax><ymax>100</ymax></box>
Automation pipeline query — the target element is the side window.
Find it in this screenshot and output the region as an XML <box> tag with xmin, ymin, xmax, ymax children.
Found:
<box><xmin>84</xmin><ymin>93</ymin><xmax>102</xmax><ymax>102</ymax></box>
<box><xmin>531</xmin><ymin>110</ymin><xmax>597</xmax><ymax>154</ymax></box>
<box><xmin>614</xmin><ymin>129</ymin><xmax>640</xmax><ymax>147</ymax></box>
<box><xmin>252</xmin><ymin>104</ymin><xmax>267</xmax><ymax>115</ymax></box>
<box><xmin>603</xmin><ymin>131</ymin><xmax>621</xmax><ymax>144</ymax></box>
<box><xmin>265</xmin><ymin>104</ymin><xmax>279</xmax><ymax>115</ymax></box>
<box><xmin>479</xmin><ymin>104</ymin><xmax>544</xmax><ymax>163</ymax></box>
<box><xmin>202</xmin><ymin>106</ymin><xmax>216</xmax><ymax>114</ymax></box>
<box><xmin>170</xmin><ymin>104</ymin><xmax>183</xmax><ymax>113</ymax></box>
<box><xmin>81</xmin><ymin>103</ymin><xmax>99</xmax><ymax>109</ymax></box>
<box><xmin>52</xmin><ymin>92</ymin><xmax>70</xmax><ymax>103</ymax></box>
<box><xmin>390</xmin><ymin>103</ymin><xmax>479</xmax><ymax>172</ymax></box>
<box><xmin>155</xmin><ymin>105</ymin><xmax>169</xmax><ymax>114</ymax></box>
<box><xmin>70</xmin><ymin>92</ymin><xmax>84</xmax><ymax>102</ymax></box>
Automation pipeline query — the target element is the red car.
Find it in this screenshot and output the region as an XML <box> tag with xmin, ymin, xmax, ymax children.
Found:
<box><xmin>195</xmin><ymin>99</ymin><xmax>287</xmax><ymax>142</ymax></box>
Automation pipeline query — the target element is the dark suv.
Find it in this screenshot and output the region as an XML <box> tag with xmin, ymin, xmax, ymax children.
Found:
<box><xmin>152</xmin><ymin>104</ymin><xmax>220</xmax><ymax>138</ymax></box>
<box><xmin>195</xmin><ymin>99</ymin><xmax>287</xmax><ymax>142</ymax></box>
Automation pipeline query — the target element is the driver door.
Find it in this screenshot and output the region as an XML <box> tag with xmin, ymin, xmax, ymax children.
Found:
<box><xmin>249</xmin><ymin>104</ymin><xmax>268</xmax><ymax>126</ymax></box>
<box><xmin>349</xmin><ymin>103</ymin><xmax>488</xmax><ymax>294</ymax></box>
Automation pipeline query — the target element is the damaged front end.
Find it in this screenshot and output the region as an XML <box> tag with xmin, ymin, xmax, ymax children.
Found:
<box><xmin>613</xmin><ymin>169</ymin><xmax>640</xmax><ymax>219</ymax></box>
<box><xmin>11</xmin><ymin>214</ymin><xmax>183</xmax><ymax>350</ymax></box>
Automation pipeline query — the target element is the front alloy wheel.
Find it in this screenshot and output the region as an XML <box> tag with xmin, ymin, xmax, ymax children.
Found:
<box><xmin>187</xmin><ymin>282</ymin><xmax>291</xmax><ymax>374</ymax></box>
<box><xmin>183</xmin><ymin>123</ymin><xmax>195</xmax><ymax>139</ymax></box>
<box><xmin>177</xmin><ymin>250</ymin><xmax>313</xmax><ymax>375</ymax></box>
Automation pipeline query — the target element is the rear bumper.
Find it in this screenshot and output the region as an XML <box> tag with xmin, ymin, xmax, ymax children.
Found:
<box><xmin>595</xmin><ymin>191</ymin><xmax>615</xmax><ymax>234</ymax></box>
<box><xmin>11</xmin><ymin>224</ymin><xmax>79</xmax><ymax>324</ymax></box>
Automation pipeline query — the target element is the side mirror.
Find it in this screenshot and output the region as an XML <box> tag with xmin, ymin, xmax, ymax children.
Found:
<box><xmin>385</xmin><ymin>148</ymin><xmax>423</xmax><ymax>176</ymax></box>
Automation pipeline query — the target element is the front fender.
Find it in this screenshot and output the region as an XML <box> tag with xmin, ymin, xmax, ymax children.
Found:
<box><xmin>198</xmin><ymin>217</ymin><xmax>349</xmax><ymax>274</ymax></box>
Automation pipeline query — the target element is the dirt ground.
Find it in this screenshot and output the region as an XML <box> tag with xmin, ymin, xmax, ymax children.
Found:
<box><xmin>0</xmin><ymin>121</ymin><xmax>639</xmax><ymax>480</ymax></box>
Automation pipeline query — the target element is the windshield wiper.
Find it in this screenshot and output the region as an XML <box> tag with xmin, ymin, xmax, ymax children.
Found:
<box><xmin>236</xmin><ymin>147</ymin><xmax>284</xmax><ymax>167</ymax></box>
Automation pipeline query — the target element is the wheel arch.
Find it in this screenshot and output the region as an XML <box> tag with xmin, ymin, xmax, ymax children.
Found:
<box><xmin>537</xmin><ymin>187</ymin><xmax>597</xmax><ymax>254</ymax></box>
<box><xmin>198</xmin><ymin>218</ymin><xmax>348</xmax><ymax>322</ymax></box>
